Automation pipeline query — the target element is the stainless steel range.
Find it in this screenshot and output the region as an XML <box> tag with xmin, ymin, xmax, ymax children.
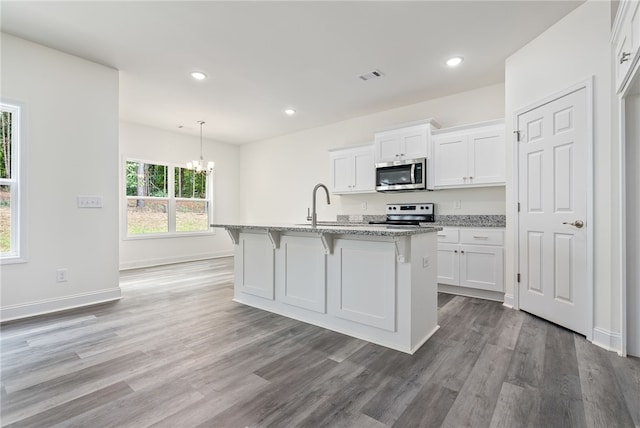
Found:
<box><xmin>369</xmin><ymin>203</ymin><xmax>434</xmax><ymax>226</ymax></box>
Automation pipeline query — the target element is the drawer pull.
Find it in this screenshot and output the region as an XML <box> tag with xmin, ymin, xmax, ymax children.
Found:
<box><xmin>473</xmin><ymin>236</ymin><xmax>489</xmax><ymax>239</ymax></box>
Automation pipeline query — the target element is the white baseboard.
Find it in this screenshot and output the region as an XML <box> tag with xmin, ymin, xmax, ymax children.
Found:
<box><xmin>0</xmin><ymin>288</ymin><xmax>122</xmax><ymax>323</ymax></box>
<box><xmin>119</xmin><ymin>251</ymin><xmax>233</xmax><ymax>270</ymax></box>
<box><xmin>592</xmin><ymin>327</ymin><xmax>623</xmax><ymax>355</ymax></box>
<box><xmin>502</xmin><ymin>293</ymin><xmax>515</xmax><ymax>309</ymax></box>
<box><xmin>438</xmin><ymin>284</ymin><xmax>505</xmax><ymax>303</ymax></box>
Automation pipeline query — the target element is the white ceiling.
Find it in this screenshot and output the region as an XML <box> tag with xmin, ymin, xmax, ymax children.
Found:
<box><xmin>1</xmin><ymin>1</ymin><xmax>582</xmax><ymax>144</ymax></box>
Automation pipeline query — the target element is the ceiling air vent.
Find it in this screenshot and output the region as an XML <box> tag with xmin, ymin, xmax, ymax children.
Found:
<box><xmin>358</xmin><ymin>69</ymin><xmax>385</xmax><ymax>81</ymax></box>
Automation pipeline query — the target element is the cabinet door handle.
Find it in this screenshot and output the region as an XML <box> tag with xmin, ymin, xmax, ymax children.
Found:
<box><xmin>460</xmin><ymin>250</ymin><xmax>465</xmax><ymax>254</ymax></box>
<box><xmin>621</xmin><ymin>52</ymin><xmax>631</xmax><ymax>64</ymax></box>
<box><xmin>454</xmin><ymin>250</ymin><xmax>458</xmax><ymax>253</ymax></box>
<box><xmin>469</xmin><ymin>176</ymin><xmax>473</xmax><ymax>180</ymax></box>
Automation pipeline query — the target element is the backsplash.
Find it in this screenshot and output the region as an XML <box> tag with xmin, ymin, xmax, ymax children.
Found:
<box><xmin>336</xmin><ymin>214</ymin><xmax>386</xmax><ymax>223</ymax></box>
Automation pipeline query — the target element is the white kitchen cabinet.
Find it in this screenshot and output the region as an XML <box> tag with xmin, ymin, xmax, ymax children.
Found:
<box><xmin>329</xmin><ymin>145</ymin><xmax>375</xmax><ymax>194</ymax></box>
<box><xmin>437</xmin><ymin>227</ymin><xmax>504</xmax><ymax>293</ymax></box>
<box><xmin>432</xmin><ymin>120</ymin><xmax>505</xmax><ymax>188</ymax></box>
<box><xmin>374</xmin><ymin>119</ymin><xmax>439</xmax><ymax>163</ymax></box>
<box><xmin>613</xmin><ymin>0</ymin><xmax>640</xmax><ymax>93</ymax></box>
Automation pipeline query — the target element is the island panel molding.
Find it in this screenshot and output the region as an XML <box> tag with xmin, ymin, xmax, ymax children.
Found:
<box><xmin>236</xmin><ymin>233</ymin><xmax>275</xmax><ymax>300</ymax></box>
<box><xmin>278</xmin><ymin>235</ymin><xmax>327</xmax><ymax>314</ymax></box>
<box><xmin>333</xmin><ymin>240</ymin><xmax>396</xmax><ymax>331</ymax></box>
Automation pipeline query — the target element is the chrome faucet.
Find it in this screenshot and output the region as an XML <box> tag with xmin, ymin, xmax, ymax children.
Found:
<box><xmin>311</xmin><ymin>183</ymin><xmax>330</xmax><ymax>228</ymax></box>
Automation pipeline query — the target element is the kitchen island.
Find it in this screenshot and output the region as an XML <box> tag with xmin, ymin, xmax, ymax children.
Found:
<box><xmin>212</xmin><ymin>223</ymin><xmax>441</xmax><ymax>354</ymax></box>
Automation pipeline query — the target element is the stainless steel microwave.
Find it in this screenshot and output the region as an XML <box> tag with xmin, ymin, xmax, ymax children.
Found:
<box><xmin>375</xmin><ymin>157</ymin><xmax>428</xmax><ymax>192</ymax></box>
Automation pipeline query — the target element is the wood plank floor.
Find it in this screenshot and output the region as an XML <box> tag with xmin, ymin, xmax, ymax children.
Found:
<box><xmin>1</xmin><ymin>258</ymin><xmax>639</xmax><ymax>427</ymax></box>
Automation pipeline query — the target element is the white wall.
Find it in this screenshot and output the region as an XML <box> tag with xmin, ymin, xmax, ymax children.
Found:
<box><xmin>625</xmin><ymin>90</ymin><xmax>640</xmax><ymax>356</ymax></box>
<box><xmin>119</xmin><ymin>122</ymin><xmax>238</xmax><ymax>269</ymax></box>
<box><xmin>240</xmin><ymin>83</ymin><xmax>506</xmax><ymax>224</ymax></box>
<box><xmin>0</xmin><ymin>34</ymin><xmax>120</xmax><ymax>321</ymax></box>
<box><xmin>504</xmin><ymin>1</ymin><xmax>617</xmax><ymax>345</ymax></box>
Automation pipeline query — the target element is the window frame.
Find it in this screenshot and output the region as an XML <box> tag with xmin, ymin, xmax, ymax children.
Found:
<box><xmin>0</xmin><ymin>100</ymin><xmax>26</xmax><ymax>264</ymax></box>
<box><xmin>123</xmin><ymin>158</ymin><xmax>214</xmax><ymax>240</ymax></box>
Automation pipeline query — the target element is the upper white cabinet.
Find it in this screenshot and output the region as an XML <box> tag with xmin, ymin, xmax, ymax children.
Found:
<box><xmin>329</xmin><ymin>144</ymin><xmax>375</xmax><ymax>194</ymax></box>
<box><xmin>374</xmin><ymin>119</ymin><xmax>440</xmax><ymax>163</ymax></box>
<box><xmin>613</xmin><ymin>0</ymin><xmax>640</xmax><ymax>93</ymax></box>
<box><xmin>432</xmin><ymin>120</ymin><xmax>505</xmax><ymax>189</ymax></box>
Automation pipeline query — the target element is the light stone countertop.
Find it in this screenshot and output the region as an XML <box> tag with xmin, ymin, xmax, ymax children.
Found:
<box><xmin>336</xmin><ymin>214</ymin><xmax>506</xmax><ymax>228</ymax></box>
<box><xmin>211</xmin><ymin>223</ymin><xmax>442</xmax><ymax>237</ymax></box>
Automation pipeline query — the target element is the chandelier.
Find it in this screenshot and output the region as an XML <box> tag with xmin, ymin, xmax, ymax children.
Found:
<box><xmin>187</xmin><ymin>120</ymin><xmax>214</xmax><ymax>175</ymax></box>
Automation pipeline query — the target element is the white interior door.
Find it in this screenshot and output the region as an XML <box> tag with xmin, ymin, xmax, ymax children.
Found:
<box><xmin>517</xmin><ymin>87</ymin><xmax>589</xmax><ymax>336</ymax></box>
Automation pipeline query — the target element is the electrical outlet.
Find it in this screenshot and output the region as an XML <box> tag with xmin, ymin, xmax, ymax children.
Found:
<box><xmin>455</xmin><ymin>200</ymin><xmax>462</xmax><ymax>209</ymax></box>
<box><xmin>422</xmin><ymin>256</ymin><xmax>430</xmax><ymax>268</ymax></box>
<box><xmin>56</xmin><ymin>268</ymin><xmax>68</xmax><ymax>283</ymax></box>
<box><xmin>361</xmin><ymin>202</ymin><xmax>367</xmax><ymax>211</ymax></box>
<box><xmin>77</xmin><ymin>195</ymin><xmax>103</xmax><ymax>208</ymax></box>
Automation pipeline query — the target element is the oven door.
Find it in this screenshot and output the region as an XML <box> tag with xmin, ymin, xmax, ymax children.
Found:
<box><xmin>375</xmin><ymin>158</ymin><xmax>426</xmax><ymax>191</ymax></box>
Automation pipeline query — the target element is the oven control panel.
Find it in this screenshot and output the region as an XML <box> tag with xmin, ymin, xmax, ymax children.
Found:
<box><xmin>386</xmin><ymin>203</ymin><xmax>434</xmax><ymax>215</ymax></box>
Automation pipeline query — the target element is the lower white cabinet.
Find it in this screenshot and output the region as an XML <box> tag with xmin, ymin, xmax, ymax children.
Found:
<box><xmin>437</xmin><ymin>227</ymin><xmax>504</xmax><ymax>293</ymax></box>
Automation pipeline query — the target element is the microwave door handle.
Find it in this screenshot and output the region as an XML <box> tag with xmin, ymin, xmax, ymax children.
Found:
<box><xmin>410</xmin><ymin>164</ymin><xmax>416</xmax><ymax>184</ymax></box>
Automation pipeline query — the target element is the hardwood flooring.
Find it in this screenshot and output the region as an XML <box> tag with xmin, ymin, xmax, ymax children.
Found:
<box><xmin>1</xmin><ymin>258</ymin><xmax>639</xmax><ymax>427</ymax></box>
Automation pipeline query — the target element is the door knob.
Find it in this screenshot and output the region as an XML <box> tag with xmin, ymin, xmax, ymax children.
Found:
<box><xmin>563</xmin><ymin>220</ymin><xmax>584</xmax><ymax>228</ymax></box>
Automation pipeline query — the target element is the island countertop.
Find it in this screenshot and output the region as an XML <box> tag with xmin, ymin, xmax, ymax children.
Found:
<box><xmin>210</xmin><ymin>222</ymin><xmax>442</xmax><ymax>237</ymax></box>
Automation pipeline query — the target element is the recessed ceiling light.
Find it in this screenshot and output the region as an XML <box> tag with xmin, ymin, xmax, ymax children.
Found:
<box><xmin>446</xmin><ymin>57</ymin><xmax>464</xmax><ymax>67</ymax></box>
<box><xmin>284</xmin><ymin>108</ymin><xmax>296</xmax><ymax>116</ymax></box>
<box><xmin>191</xmin><ymin>71</ymin><xmax>207</xmax><ymax>80</ymax></box>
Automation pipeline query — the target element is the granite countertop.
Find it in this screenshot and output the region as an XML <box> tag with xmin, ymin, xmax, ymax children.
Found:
<box><xmin>432</xmin><ymin>215</ymin><xmax>505</xmax><ymax>228</ymax></box>
<box><xmin>336</xmin><ymin>214</ymin><xmax>506</xmax><ymax>228</ymax></box>
<box><xmin>210</xmin><ymin>223</ymin><xmax>442</xmax><ymax>237</ymax></box>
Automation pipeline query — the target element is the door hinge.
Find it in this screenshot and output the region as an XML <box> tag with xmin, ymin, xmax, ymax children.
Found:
<box><xmin>514</xmin><ymin>130</ymin><xmax>521</xmax><ymax>142</ymax></box>
<box><xmin>517</xmin><ymin>202</ymin><xmax>520</xmax><ymax>212</ymax></box>
<box><xmin>517</xmin><ymin>273</ymin><xmax>521</xmax><ymax>283</ymax></box>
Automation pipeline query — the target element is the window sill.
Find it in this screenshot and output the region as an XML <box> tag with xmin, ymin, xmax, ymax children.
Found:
<box><xmin>1</xmin><ymin>255</ymin><xmax>28</xmax><ymax>265</ymax></box>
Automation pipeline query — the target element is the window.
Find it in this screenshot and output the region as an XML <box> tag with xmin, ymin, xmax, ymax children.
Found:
<box><xmin>174</xmin><ymin>166</ymin><xmax>210</xmax><ymax>232</ymax></box>
<box><xmin>0</xmin><ymin>102</ymin><xmax>21</xmax><ymax>261</ymax></box>
<box><xmin>125</xmin><ymin>160</ymin><xmax>212</xmax><ymax>237</ymax></box>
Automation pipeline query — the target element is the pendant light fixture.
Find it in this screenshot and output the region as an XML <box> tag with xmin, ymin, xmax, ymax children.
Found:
<box><xmin>187</xmin><ymin>120</ymin><xmax>214</xmax><ymax>175</ymax></box>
